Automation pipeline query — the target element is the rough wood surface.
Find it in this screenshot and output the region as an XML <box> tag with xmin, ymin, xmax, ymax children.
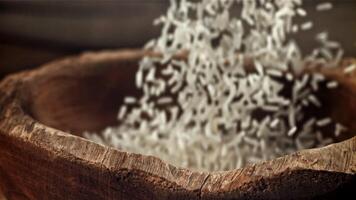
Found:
<box><xmin>0</xmin><ymin>50</ymin><xmax>355</xmax><ymax>200</ymax></box>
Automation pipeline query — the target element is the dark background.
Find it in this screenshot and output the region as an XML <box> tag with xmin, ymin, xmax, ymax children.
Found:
<box><xmin>0</xmin><ymin>0</ymin><xmax>355</xmax><ymax>79</ymax></box>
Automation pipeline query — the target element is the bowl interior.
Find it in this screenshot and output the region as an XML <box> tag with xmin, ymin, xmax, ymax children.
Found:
<box><xmin>24</xmin><ymin>54</ymin><xmax>141</xmax><ymax>135</ymax></box>
<box><xmin>24</xmin><ymin>53</ymin><xmax>356</xmax><ymax>142</ymax></box>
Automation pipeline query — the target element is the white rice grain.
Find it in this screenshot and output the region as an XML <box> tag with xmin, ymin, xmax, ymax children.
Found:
<box><xmin>316</xmin><ymin>118</ymin><xmax>332</xmax><ymax>127</ymax></box>
<box><xmin>326</xmin><ymin>81</ymin><xmax>338</xmax><ymax>89</ymax></box>
<box><xmin>308</xmin><ymin>94</ymin><xmax>321</xmax><ymax>107</ymax></box>
<box><xmin>287</xmin><ymin>126</ymin><xmax>297</xmax><ymax>137</ymax></box>
<box><xmin>124</xmin><ymin>97</ymin><xmax>137</xmax><ymax>104</ymax></box>
<box><xmin>335</xmin><ymin>123</ymin><xmax>346</xmax><ymax>137</ymax></box>
<box><xmin>301</xmin><ymin>21</ymin><xmax>313</xmax><ymax>30</ymax></box>
<box><xmin>157</xmin><ymin>97</ymin><xmax>173</xmax><ymax>104</ymax></box>
<box><xmin>344</xmin><ymin>64</ymin><xmax>356</xmax><ymax>74</ymax></box>
<box><xmin>316</xmin><ymin>2</ymin><xmax>333</xmax><ymax>11</ymax></box>
<box><xmin>296</xmin><ymin>8</ymin><xmax>307</xmax><ymax>17</ymax></box>
<box><xmin>266</xmin><ymin>69</ymin><xmax>283</xmax><ymax>77</ymax></box>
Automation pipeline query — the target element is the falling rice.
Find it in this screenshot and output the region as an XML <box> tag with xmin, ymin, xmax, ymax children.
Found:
<box><xmin>316</xmin><ymin>118</ymin><xmax>332</xmax><ymax>127</ymax></box>
<box><xmin>326</xmin><ymin>81</ymin><xmax>338</xmax><ymax>89</ymax></box>
<box><xmin>344</xmin><ymin>64</ymin><xmax>356</xmax><ymax>74</ymax></box>
<box><xmin>301</xmin><ymin>21</ymin><xmax>313</xmax><ymax>30</ymax></box>
<box><xmin>316</xmin><ymin>2</ymin><xmax>333</xmax><ymax>11</ymax></box>
<box><xmin>288</xmin><ymin>126</ymin><xmax>297</xmax><ymax>137</ymax></box>
<box><xmin>84</xmin><ymin>0</ymin><xmax>348</xmax><ymax>171</ymax></box>
<box><xmin>124</xmin><ymin>97</ymin><xmax>137</xmax><ymax>104</ymax></box>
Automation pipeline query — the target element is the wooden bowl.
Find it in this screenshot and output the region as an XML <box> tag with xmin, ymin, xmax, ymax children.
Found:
<box><xmin>0</xmin><ymin>49</ymin><xmax>355</xmax><ymax>200</ymax></box>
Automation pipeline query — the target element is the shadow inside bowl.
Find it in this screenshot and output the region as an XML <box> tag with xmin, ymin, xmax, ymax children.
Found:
<box><xmin>23</xmin><ymin>51</ymin><xmax>356</xmax><ymax>144</ymax></box>
<box><xmin>24</xmin><ymin>51</ymin><xmax>142</xmax><ymax>136</ymax></box>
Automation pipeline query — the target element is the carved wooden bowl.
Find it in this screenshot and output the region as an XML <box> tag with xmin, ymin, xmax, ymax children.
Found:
<box><xmin>0</xmin><ymin>50</ymin><xmax>355</xmax><ymax>200</ymax></box>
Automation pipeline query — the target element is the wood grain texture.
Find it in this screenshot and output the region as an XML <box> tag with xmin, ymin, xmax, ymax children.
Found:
<box><xmin>0</xmin><ymin>50</ymin><xmax>355</xmax><ymax>200</ymax></box>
